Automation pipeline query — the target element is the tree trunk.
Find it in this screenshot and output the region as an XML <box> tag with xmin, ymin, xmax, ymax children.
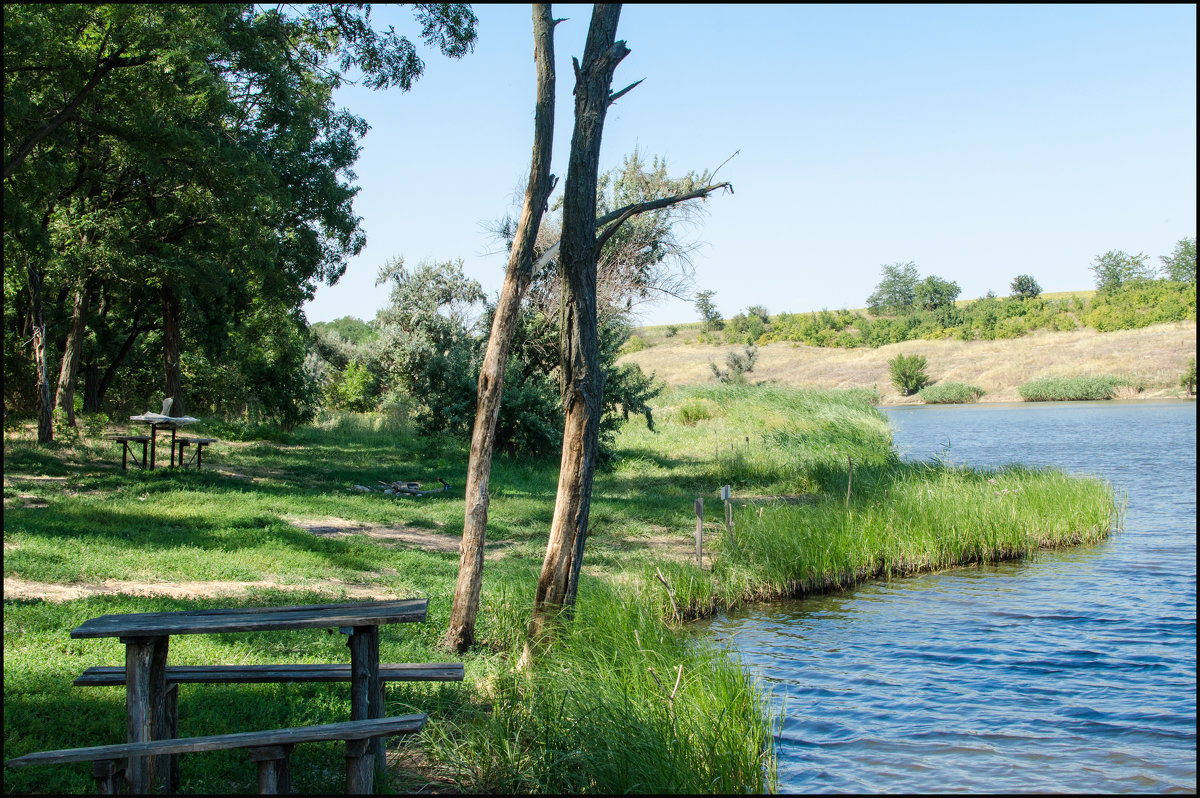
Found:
<box><xmin>54</xmin><ymin>274</ymin><xmax>90</xmax><ymax>426</ymax></box>
<box><xmin>26</xmin><ymin>258</ymin><xmax>53</xmax><ymax>443</ymax></box>
<box><xmin>520</xmin><ymin>3</ymin><xmax>629</xmax><ymax>670</ymax></box>
<box><xmin>161</xmin><ymin>284</ymin><xmax>183</xmax><ymax>416</ymax></box>
<box><xmin>444</xmin><ymin>3</ymin><xmax>559</xmax><ymax>654</ymax></box>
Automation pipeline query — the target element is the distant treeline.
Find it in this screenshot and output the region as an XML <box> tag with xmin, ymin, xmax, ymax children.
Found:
<box><xmin>712</xmin><ymin>279</ymin><xmax>1196</xmax><ymax>349</ymax></box>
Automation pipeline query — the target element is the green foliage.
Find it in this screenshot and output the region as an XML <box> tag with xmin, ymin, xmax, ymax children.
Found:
<box><xmin>373</xmin><ymin>256</ymin><xmax>485</xmax><ymax>435</ymax></box>
<box><xmin>1181</xmin><ymin>358</ymin><xmax>1196</xmax><ymax>396</ymax></box>
<box><xmin>326</xmin><ymin>360</ymin><xmax>377</xmax><ymax>412</ymax></box>
<box><xmin>664</xmin><ymin>324</ymin><xmax>679</xmax><ymax>337</ymax></box>
<box><xmin>50</xmin><ymin>407</ymin><xmax>80</xmax><ymax>445</ymax></box>
<box><xmin>311</xmin><ymin>316</ymin><xmax>376</xmax><ymax>346</ymax></box>
<box><xmin>1017</xmin><ymin>375</ymin><xmax>1123</xmax><ymax>401</ymax></box>
<box><xmin>888</xmin><ymin>353</ymin><xmax>930</xmax><ymax>395</ymax></box>
<box><xmin>917</xmin><ymin>382</ymin><xmax>984</xmax><ymax>404</ymax></box>
<box><xmin>723</xmin><ymin>311</ymin><xmax>766</xmax><ymax>345</ymax></box>
<box><xmin>914</xmin><ymin>275</ymin><xmax>961</xmax><ymax>311</ymax></box>
<box><xmin>620</xmin><ymin>334</ymin><xmax>649</xmax><ymax>353</ymax></box>
<box><xmin>1084</xmin><ymin>279</ymin><xmax>1197</xmax><ymax>332</ymax></box>
<box><xmin>2</xmin><ymin>4</ymin><xmax>479</xmax><ymax>429</ymax></box>
<box><xmin>695</xmin><ymin>290</ymin><xmax>723</xmax><ymax>331</ymax></box>
<box><xmin>867</xmin><ymin>262</ymin><xmax>919</xmax><ymax>315</ymax></box>
<box><xmin>711</xmin><ymin>346</ymin><xmax>759</xmax><ymax>384</ymax></box>
<box><xmin>80</xmin><ymin>411</ymin><xmax>110</xmax><ymax>439</ymax></box>
<box><xmin>746</xmin><ymin>305</ymin><xmax>770</xmax><ymax>323</ymax></box>
<box><xmin>1159</xmin><ymin>237</ymin><xmax>1196</xmax><ymax>283</ymax></box>
<box><xmin>677</xmin><ymin>399</ymin><xmax>715</xmax><ymax>426</ymax></box>
<box><xmin>1091</xmin><ymin>249</ymin><xmax>1154</xmax><ymax>293</ymax></box>
<box><xmin>1010</xmin><ymin>274</ymin><xmax>1043</xmax><ymax>300</ymax></box>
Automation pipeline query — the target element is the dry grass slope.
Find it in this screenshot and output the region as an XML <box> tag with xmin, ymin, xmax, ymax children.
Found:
<box><xmin>620</xmin><ymin>321</ymin><xmax>1197</xmax><ymax>404</ymax></box>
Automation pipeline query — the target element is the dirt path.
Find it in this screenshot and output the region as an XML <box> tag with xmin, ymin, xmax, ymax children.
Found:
<box><xmin>2</xmin><ymin>575</ymin><xmax>399</xmax><ymax>603</ymax></box>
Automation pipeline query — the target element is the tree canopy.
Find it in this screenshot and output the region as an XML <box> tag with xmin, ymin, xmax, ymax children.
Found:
<box><xmin>4</xmin><ymin>4</ymin><xmax>477</xmax><ymax>432</ymax></box>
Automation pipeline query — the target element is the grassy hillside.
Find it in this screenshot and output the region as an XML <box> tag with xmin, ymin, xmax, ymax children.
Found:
<box><xmin>620</xmin><ymin>321</ymin><xmax>1196</xmax><ymax>404</ymax></box>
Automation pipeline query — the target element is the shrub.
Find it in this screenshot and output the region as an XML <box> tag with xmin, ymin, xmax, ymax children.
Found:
<box><xmin>1182</xmin><ymin>358</ymin><xmax>1196</xmax><ymax>396</ymax></box>
<box><xmin>1018</xmin><ymin>375</ymin><xmax>1122</xmax><ymax>402</ymax></box>
<box><xmin>917</xmin><ymin>382</ymin><xmax>984</xmax><ymax>404</ymax></box>
<box><xmin>888</xmin><ymin>353</ymin><xmax>929</xmax><ymax>395</ymax></box>
<box><xmin>711</xmin><ymin>346</ymin><xmax>758</xmax><ymax>384</ymax></box>
<box><xmin>678</xmin><ymin>399</ymin><xmax>714</xmax><ymax>425</ymax></box>
<box><xmin>81</xmin><ymin>412</ymin><xmax>110</xmax><ymax>439</ymax></box>
<box><xmin>620</xmin><ymin>334</ymin><xmax>648</xmax><ymax>353</ymax></box>
<box><xmin>664</xmin><ymin>325</ymin><xmax>679</xmax><ymax>338</ymax></box>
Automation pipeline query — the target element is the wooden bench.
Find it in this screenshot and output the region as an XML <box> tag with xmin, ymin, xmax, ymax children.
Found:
<box><xmin>174</xmin><ymin>437</ymin><xmax>217</xmax><ymax>470</ymax></box>
<box><xmin>108</xmin><ymin>435</ymin><xmax>151</xmax><ymax>471</ymax></box>
<box><xmin>5</xmin><ymin>714</ymin><xmax>425</xmax><ymax>794</ymax></box>
<box><xmin>75</xmin><ymin>663</ymin><xmax>463</xmax><ymax>789</ymax></box>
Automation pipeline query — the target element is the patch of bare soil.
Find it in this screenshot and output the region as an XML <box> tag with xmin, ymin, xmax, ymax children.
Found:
<box><xmin>283</xmin><ymin>516</ymin><xmax>514</xmax><ymax>559</ymax></box>
<box><xmin>2</xmin><ymin>575</ymin><xmax>399</xmax><ymax>603</ymax></box>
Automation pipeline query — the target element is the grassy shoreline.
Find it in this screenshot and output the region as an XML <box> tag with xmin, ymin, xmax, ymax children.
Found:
<box><xmin>3</xmin><ymin>386</ymin><xmax>1115</xmax><ymax>793</ymax></box>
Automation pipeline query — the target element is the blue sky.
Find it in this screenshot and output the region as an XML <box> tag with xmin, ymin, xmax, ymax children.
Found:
<box><xmin>302</xmin><ymin>3</ymin><xmax>1197</xmax><ymax>328</ymax></box>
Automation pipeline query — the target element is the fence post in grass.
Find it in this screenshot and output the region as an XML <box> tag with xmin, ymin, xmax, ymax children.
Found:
<box><xmin>722</xmin><ymin>484</ymin><xmax>734</xmax><ymax>551</ymax></box>
<box><xmin>695</xmin><ymin>497</ymin><xmax>704</xmax><ymax>567</ymax></box>
<box><xmin>846</xmin><ymin>455</ymin><xmax>853</xmax><ymax>508</ymax></box>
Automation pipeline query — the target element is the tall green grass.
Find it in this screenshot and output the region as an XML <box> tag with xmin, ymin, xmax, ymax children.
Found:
<box><xmin>918</xmin><ymin>382</ymin><xmax>985</xmax><ymax>404</ymax></box>
<box><xmin>1018</xmin><ymin>375</ymin><xmax>1123</xmax><ymax>401</ymax></box>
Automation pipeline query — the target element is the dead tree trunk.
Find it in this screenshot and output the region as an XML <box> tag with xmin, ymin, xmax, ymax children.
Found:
<box><xmin>54</xmin><ymin>274</ymin><xmax>90</xmax><ymax>426</ymax></box>
<box><xmin>444</xmin><ymin>3</ymin><xmax>559</xmax><ymax>654</ymax></box>
<box><xmin>161</xmin><ymin>284</ymin><xmax>183</xmax><ymax>416</ymax></box>
<box><xmin>520</xmin><ymin>3</ymin><xmax>630</xmax><ymax>671</ymax></box>
<box><xmin>26</xmin><ymin>258</ymin><xmax>53</xmax><ymax>443</ymax></box>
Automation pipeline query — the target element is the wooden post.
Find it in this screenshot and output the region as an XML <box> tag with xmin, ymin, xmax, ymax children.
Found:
<box><xmin>846</xmin><ymin>455</ymin><xmax>853</xmax><ymax>508</ymax></box>
<box><xmin>249</xmin><ymin>745</ymin><xmax>292</xmax><ymax>794</ymax></box>
<box><xmin>121</xmin><ymin>635</ymin><xmax>169</xmax><ymax>794</ymax></box>
<box><xmin>345</xmin><ymin>738</ymin><xmax>374</xmax><ymax>794</ymax></box>
<box><xmin>722</xmin><ymin>485</ymin><xmax>733</xmax><ymax>550</ymax></box>
<box><xmin>346</xmin><ymin>625</ymin><xmax>385</xmax><ymax>783</ymax></box>
<box><xmin>695</xmin><ymin>497</ymin><xmax>703</xmax><ymax>567</ymax></box>
<box><xmin>93</xmin><ymin>759</ymin><xmax>126</xmax><ymax>795</ymax></box>
<box><xmin>166</xmin><ymin>682</ymin><xmax>180</xmax><ymax>792</ymax></box>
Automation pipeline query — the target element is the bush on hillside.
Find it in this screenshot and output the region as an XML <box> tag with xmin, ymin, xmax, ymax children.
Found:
<box><xmin>888</xmin><ymin>353</ymin><xmax>929</xmax><ymax>396</ymax></box>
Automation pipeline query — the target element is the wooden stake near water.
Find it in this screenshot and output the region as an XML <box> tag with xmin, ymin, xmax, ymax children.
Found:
<box><xmin>722</xmin><ymin>484</ymin><xmax>734</xmax><ymax>551</ymax></box>
<box><xmin>695</xmin><ymin>497</ymin><xmax>704</xmax><ymax>567</ymax></box>
<box><xmin>846</xmin><ymin>455</ymin><xmax>853</xmax><ymax>508</ymax></box>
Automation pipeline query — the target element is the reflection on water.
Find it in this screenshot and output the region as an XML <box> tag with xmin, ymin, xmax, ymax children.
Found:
<box><xmin>701</xmin><ymin>401</ymin><xmax>1196</xmax><ymax>793</ymax></box>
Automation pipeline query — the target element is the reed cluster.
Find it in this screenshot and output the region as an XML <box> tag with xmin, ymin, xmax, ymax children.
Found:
<box><xmin>1017</xmin><ymin>374</ymin><xmax>1124</xmax><ymax>401</ymax></box>
<box><xmin>917</xmin><ymin>382</ymin><xmax>986</xmax><ymax>404</ymax></box>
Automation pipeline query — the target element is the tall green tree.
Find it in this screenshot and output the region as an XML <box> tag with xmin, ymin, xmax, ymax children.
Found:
<box><xmin>1010</xmin><ymin>274</ymin><xmax>1042</xmax><ymax>300</ymax></box>
<box><xmin>866</xmin><ymin>261</ymin><xmax>920</xmax><ymax>315</ymax></box>
<box><xmin>1159</xmin><ymin>236</ymin><xmax>1196</xmax><ymax>284</ymax></box>
<box><xmin>914</xmin><ymin>274</ymin><xmax>961</xmax><ymax>312</ymax></box>
<box><xmin>4</xmin><ymin>4</ymin><xmax>478</xmax><ymax>433</ymax></box>
<box><xmin>1091</xmin><ymin>249</ymin><xmax>1153</xmax><ymax>293</ymax></box>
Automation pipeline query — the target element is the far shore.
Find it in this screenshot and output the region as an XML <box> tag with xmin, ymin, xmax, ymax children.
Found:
<box><xmin>619</xmin><ymin>321</ymin><xmax>1197</xmax><ymax>405</ymax></box>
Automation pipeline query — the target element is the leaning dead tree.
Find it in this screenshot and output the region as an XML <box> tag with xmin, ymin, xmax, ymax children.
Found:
<box><xmin>446</xmin><ymin>4</ymin><xmax>732</xmax><ymax>656</ymax></box>
<box><xmin>444</xmin><ymin>4</ymin><xmax>559</xmax><ymax>654</ymax></box>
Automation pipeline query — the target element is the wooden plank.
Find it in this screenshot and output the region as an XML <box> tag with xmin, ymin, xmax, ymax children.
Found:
<box><xmin>70</xmin><ymin>599</ymin><xmax>428</xmax><ymax>639</ymax></box>
<box><xmin>6</xmin><ymin>715</ymin><xmax>426</xmax><ymax>767</ymax></box>
<box><xmin>75</xmin><ymin>662</ymin><xmax>465</xmax><ymax>686</ymax></box>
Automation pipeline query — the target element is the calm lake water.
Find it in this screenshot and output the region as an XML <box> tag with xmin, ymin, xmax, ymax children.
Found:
<box><xmin>700</xmin><ymin>401</ymin><xmax>1196</xmax><ymax>793</ymax></box>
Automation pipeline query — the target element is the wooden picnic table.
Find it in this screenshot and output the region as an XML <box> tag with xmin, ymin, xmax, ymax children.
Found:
<box><xmin>128</xmin><ymin>413</ymin><xmax>200</xmax><ymax>470</ymax></box>
<box><xmin>70</xmin><ymin>598</ymin><xmax>428</xmax><ymax>793</ymax></box>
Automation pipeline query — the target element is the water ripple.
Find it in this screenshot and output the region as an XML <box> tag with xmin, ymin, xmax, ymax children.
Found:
<box><xmin>702</xmin><ymin>402</ymin><xmax>1197</xmax><ymax>794</ymax></box>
